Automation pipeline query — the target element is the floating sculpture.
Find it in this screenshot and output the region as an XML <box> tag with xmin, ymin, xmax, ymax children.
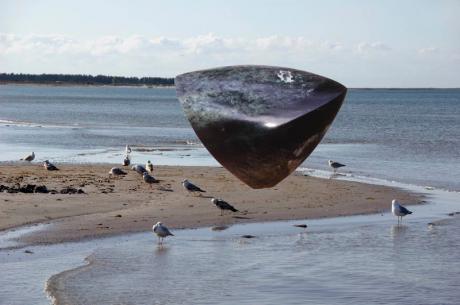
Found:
<box><xmin>175</xmin><ymin>65</ymin><xmax>347</xmax><ymax>189</ymax></box>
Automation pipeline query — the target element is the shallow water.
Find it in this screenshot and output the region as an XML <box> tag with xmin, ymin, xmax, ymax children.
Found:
<box><xmin>1</xmin><ymin>185</ymin><xmax>459</xmax><ymax>305</ymax></box>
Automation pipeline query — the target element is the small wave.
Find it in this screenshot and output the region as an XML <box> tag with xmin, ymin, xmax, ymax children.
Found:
<box><xmin>0</xmin><ymin>119</ymin><xmax>80</xmax><ymax>129</ymax></box>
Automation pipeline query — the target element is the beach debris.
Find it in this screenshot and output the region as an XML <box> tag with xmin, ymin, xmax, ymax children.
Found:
<box><xmin>131</xmin><ymin>164</ymin><xmax>147</xmax><ymax>175</ymax></box>
<box><xmin>60</xmin><ymin>186</ymin><xmax>85</xmax><ymax>194</ymax></box>
<box><xmin>146</xmin><ymin>160</ymin><xmax>154</xmax><ymax>173</ymax></box>
<box><xmin>293</xmin><ymin>224</ymin><xmax>308</xmax><ymax>228</ymax></box>
<box><xmin>143</xmin><ymin>172</ymin><xmax>158</xmax><ymax>187</ymax></box>
<box><xmin>211</xmin><ymin>198</ymin><xmax>238</xmax><ymax>216</ymax></box>
<box><xmin>328</xmin><ymin>160</ymin><xmax>346</xmax><ymax>173</ymax></box>
<box><xmin>182</xmin><ymin>179</ymin><xmax>206</xmax><ymax>194</ymax></box>
<box><xmin>152</xmin><ymin>222</ymin><xmax>174</xmax><ymax>244</ymax></box>
<box><xmin>211</xmin><ymin>225</ymin><xmax>229</xmax><ymax>231</ymax></box>
<box><xmin>447</xmin><ymin>212</ymin><xmax>460</xmax><ymax>216</ymax></box>
<box><xmin>43</xmin><ymin>160</ymin><xmax>59</xmax><ymax>171</ymax></box>
<box><xmin>241</xmin><ymin>235</ymin><xmax>256</xmax><ymax>239</ymax></box>
<box><xmin>392</xmin><ymin>199</ymin><xmax>413</xmax><ymax>224</ymax></box>
<box><xmin>123</xmin><ymin>155</ymin><xmax>131</xmax><ymax>166</ymax></box>
<box><xmin>109</xmin><ymin>167</ymin><xmax>127</xmax><ymax>176</ymax></box>
<box><xmin>176</xmin><ymin>65</ymin><xmax>346</xmax><ymax>189</ymax></box>
<box><xmin>1</xmin><ymin>184</ymin><xmax>49</xmax><ymax>193</ymax></box>
<box><xmin>20</xmin><ymin>151</ymin><xmax>35</xmax><ymax>162</ymax></box>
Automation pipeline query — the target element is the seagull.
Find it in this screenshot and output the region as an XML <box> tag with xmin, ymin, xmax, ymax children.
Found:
<box><xmin>109</xmin><ymin>167</ymin><xmax>127</xmax><ymax>176</ymax></box>
<box><xmin>125</xmin><ymin>145</ymin><xmax>132</xmax><ymax>154</ymax></box>
<box><xmin>392</xmin><ymin>199</ymin><xmax>413</xmax><ymax>224</ymax></box>
<box><xmin>211</xmin><ymin>198</ymin><xmax>238</xmax><ymax>216</ymax></box>
<box><xmin>123</xmin><ymin>155</ymin><xmax>131</xmax><ymax>166</ymax></box>
<box><xmin>152</xmin><ymin>222</ymin><xmax>174</xmax><ymax>244</ymax></box>
<box><xmin>328</xmin><ymin>160</ymin><xmax>346</xmax><ymax>173</ymax></box>
<box><xmin>143</xmin><ymin>172</ymin><xmax>158</xmax><ymax>187</ymax></box>
<box><xmin>131</xmin><ymin>164</ymin><xmax>147</xmax><ymax>175</ymax></box>
<box><xmin>182</xmin><ymin>179</ymin><xmax>206</xmax><ymax>194</ymax></box>
<box><xmin>20</xmin><ymin>152</ymin><xmax>35</xmax><ymax>162</ymax></box>
<box><xmin>146</xmin><ymin>160</ymin><xmax>153</xmax><ymax>173</ymax></box>
<box><xmin>43</xmin><ymin>160</ymin><xmax>59</xmax><ymax>171</ymax></box>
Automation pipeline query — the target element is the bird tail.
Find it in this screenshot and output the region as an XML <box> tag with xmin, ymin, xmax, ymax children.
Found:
<box><xmin>231</xmin><ymin>208</ymin><xmax>238</xmax><ymax>212</ymax></box>
<box><xmin>407</xmin><ymin>211</ymin><xmax>413</xmax><ymax>214</ymax></box>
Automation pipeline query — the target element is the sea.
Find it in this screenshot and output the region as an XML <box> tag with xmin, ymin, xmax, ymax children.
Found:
<box><xmin>0</xmin><ymin>84</ymin><xmax>459</xmax><ymax>305</ymax></box>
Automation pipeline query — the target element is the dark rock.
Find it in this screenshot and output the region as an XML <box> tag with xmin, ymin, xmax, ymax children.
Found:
<box><xmin>34</xmin><ymin>185</ymin><xmax>49</xmax><ymax>193</ymax></box>
<box><xmin>60</xmin><ymin>187</ymin><xmax>85</xmax><ymax>194</ymax></box>
<box><xmin>19</xmin><ymin>184</ymin><xmax>36</xmax><ymax>193</ymax></box>
<box><xmin>293</xmin><ymin>224</ymin><xmax>308</xmax><ymax>228</ymax></box>
<box><xmin>176</xmin><ymin>65</ymin><xmax>346</xmax><ymax>188</ymax></box>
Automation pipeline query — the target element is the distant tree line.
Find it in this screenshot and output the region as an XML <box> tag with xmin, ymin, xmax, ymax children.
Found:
<box><xmin>0</xmin><ymin>73</ymin><xmax>175</xmax><ymax>86</ymax></box>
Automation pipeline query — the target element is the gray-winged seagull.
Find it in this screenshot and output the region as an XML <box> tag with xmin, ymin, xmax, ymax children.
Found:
<box><xmin>146</xmin><ymin>160</ymin><xmax>153</xmax><ymax>173</ymax></box>
<box><xmin>132</xmin><ymin>164</ymin><xmax>147</xmax><ymax>175</ymax></box>
<box><xmin>392</xmin><ymin>199</ymin><xmax>413</xmax><ymax>224</ymax></box>
<box><xmin>152</xmin><ymin>222</ymin><xmax>174</xmax><ymax>244</ymax></box>
<box><xmin>109</xmin><ymin>167</ymin><xmax>127</xmax><ymax>176</ymax></box>
<box><xmin>143</xmin><ymin>172</ymin><xmax>158</xmax><ymax>187</ymax></box>
<box><xmin>328</xmin><ymin>160</ymin><xmax>345</xmax><ymax>173</ymax></box>
<box><xmin>211</xmin><ymin>198</ymin><xmax>238</xmax><ymax>216</ymax></box>
<box><xmin>182</xmin><ymin>179</ymin><xmax>206</xmax><ymax>194</ymax></box>
<box><xmin>20</xmin><ymin>152</ymin><xmax>35</xmax><ymax>162</ymax></box>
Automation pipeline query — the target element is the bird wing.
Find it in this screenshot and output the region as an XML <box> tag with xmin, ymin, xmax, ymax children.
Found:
<box><xmin>216</xmin><ymin>199</ymin><xmax>238</xmax><ymax>211</ymax></box>
<box><xmin>333</xmin><ymin>162</ymin><xmax>345</xmax><ymax>167</ymax></box>
<box><xmin>399</xmin><ymin>205</ymin><xmax>412</xmax><ymax>214</ymax></box>
<box><xmin>187</xmin><ymin>182</ymin><xmax>205</xmax><ymax>192</ymax></box>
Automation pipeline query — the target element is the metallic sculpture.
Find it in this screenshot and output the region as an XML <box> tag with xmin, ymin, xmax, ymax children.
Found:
<box><xmin>176</xmin><ymin>65</ymin><xmax>347</xmax><ymax>189</ymax></box>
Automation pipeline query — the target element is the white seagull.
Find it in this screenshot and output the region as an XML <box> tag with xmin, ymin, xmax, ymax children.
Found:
<box><xmin>328</xmin><ymin>160</ymin><xmax>346</xmax><ymax>173</ymax></box>
<box><xmin>152</xmin><ymin>222</ymin><xmax>174</xmax><ymax>244</ymax></box>
<box><xmin>182</xmin><ymin>179</ymin><xmax>206</xmax><ymax>194</ymax></box>
<box><xmin>392</xmin><ymin>199</ymin><xmax>413</xmax><ymax>224</ymax></box>
<box><xmin>20</xmin><ymin>152</ymin><xmax>35</xmax><ymax>162</ymax></box>
<box><xmin>125</xmin><ymin>145</ymin><xmax>132</xmax><ymax>154</ymax></box>
<box><xmin>146</xmin><ymin>160</ymin><xmax>154</xmax><ymax>173</ymax></box>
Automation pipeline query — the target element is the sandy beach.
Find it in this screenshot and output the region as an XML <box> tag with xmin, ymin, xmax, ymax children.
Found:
<box><xmin>0</xmin><ymin>163</ymin><xmax>422</xmax><ymax>246</ymax></box>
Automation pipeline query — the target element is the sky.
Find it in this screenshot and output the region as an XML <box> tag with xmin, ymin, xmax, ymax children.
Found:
<box><xmin>1</xmin><ymin>0</ymin><xmax>459</xmax><ymax>87</ymax></box>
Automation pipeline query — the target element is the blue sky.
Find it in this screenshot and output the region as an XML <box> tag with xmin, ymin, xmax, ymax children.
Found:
<box><xmin>1</xmin><ymin>0</ymin><xmax>459</xmax><ymax>87</ymax></box>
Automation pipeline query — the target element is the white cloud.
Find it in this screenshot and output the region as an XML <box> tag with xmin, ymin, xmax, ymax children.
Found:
<box><xmin>418</xmin><ymin>47</ymin><xmax>439</xmax><ymax>54</ymax></box>
<box><xmin>357</xmin><ymin>41</ymin><xmax>391</xmax><ymax>53</ymax></box>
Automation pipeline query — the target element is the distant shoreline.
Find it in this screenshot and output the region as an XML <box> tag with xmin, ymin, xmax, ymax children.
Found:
<box><xmin>0</xmin><ymin>81</ymin><xmax>175</xmax><ymax>88</ymax></box>
<box><xmin>1</xmin><ymin>82</ymin><xmax>458</xmax><ymax>90</ymax></box>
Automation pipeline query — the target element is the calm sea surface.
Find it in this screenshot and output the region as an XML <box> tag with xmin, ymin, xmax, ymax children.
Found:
<box><xmin>1</xmin><ymin>85</ymin><xmax>459</xmax><ymax>190</ymax></box>
<box><xmin>0</xmin><ymin>85</ymin><xmax>459</xmax><ymax>305</ymax></box>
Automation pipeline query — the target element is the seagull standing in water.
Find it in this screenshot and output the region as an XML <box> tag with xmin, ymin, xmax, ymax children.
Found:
<box><xmin>211</xmin><ymin>198</ymin><xmax>238</xmax><ymax>216</ymax></box>
<box><xmin>152</xmin><ymin>222</ymin><xmax>174</xmax><ymax>244</ymax></box>
<box><xmin>20</xmin><ymin>152</ymin><xmax>35</xmax><ymax>162</ymax></box>
<box><xmin>392</xmin><ymin>199</ymin><xmax>413</xmax><ymax>224</ymax></box>
<box><xmin>328</xmin><ymin>160</ymin><xmax>346</xmax><ymax>173</ymax></box>
<box><xmin>43</xmin><ymin>160</ymin><xmax>59</xmax><ymax>171</ymax></box>
<box><xmin>125</xmin><ymin>145</ymin><xmax>132</xmax><ymax>154</ymax></box>
<box><xmin>182</xmin><ymin>179</ymin><xmax>206</xmax><ymax>195</ymax></box>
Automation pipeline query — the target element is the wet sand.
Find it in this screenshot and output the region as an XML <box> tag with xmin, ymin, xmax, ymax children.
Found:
<box><xmin>0</xmin><ymin>163</ymin><xmax>422</xmax><ymax>245</ymax></box>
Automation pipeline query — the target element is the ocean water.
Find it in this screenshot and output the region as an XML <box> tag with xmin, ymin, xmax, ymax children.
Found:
<box><xmin>1</xmin><ymin>85</ymin><xmax>459</xmax><ymax>190</ymax></box>
<box><xmin>1</xmin><ymin>85</ymin><xmax>460</xmax><ymax>305</ymax></box>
